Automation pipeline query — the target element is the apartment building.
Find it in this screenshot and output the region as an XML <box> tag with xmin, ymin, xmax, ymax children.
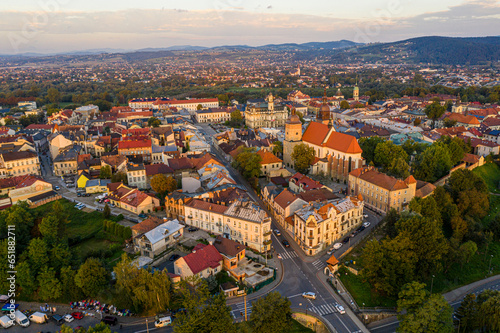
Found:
<box><xmin>294</xmin><ymin>196</ymin><xmax>364</xmax><ymax>256</ymax></box>
<box><xmin>184</xmin><ymin>198</ymin><xmax>272</xmax><ymax>253</ymax></box>
<box><xmin>348</xmin><ymin>167</ymin><xmax>417</xmax><ymax>213</ymax></box>
<box><xmin>0</xmin><ymin>151</ymin><xmax>40</xmax><ymax>179</ymax></box>
<box><xmin>127</xmin><ymin>163</ymin><xmax>147</xmax><ymax>189</ymax></box>
<box><xmin>53</xmin><ymin>146</ymin><xmax>80</xmax><ymax>176</ymax></box>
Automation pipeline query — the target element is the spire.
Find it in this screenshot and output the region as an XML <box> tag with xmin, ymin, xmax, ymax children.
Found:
<box><xmin>322</xmin><ymin>87</ymin><xmax>327</xmax><ymax>104</ymax></box>
<box><xmin>291</xmin><ymin>107</ymin><xmax>296</xmax><ymax>116</ymax></box>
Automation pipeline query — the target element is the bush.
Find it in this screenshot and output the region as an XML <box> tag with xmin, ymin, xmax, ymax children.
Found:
<box><xmin>123</xmin><ymin>227</ymin><xmax>132</xmax><ymax>240</ymax></box>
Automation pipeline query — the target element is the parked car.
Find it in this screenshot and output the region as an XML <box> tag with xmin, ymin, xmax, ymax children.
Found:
<box><xmin>335</xmin><ymin>304</ymin><xmax>346</xmax><ymax>314</ymax></box>
<box><xmin>327</xmin><ymin>247</ymin><xmax>335</xmax><ymax>255</ymax></box>
<box><xmin>274</xmin><ymin>229</ymin><xmax>281</xmax><ymax>236</ymax></box>
<box><xmin>155</xmin><ymin>316</ymin><xmax>172</xmax><ymax>328</ymax></box>
<box><xmin>282</xmin><ymin>240</ymin><xmax>290</xmax><ymax>248</ymax></box>
<box><xmin>356</xmin><ymin>226</ymin><xmax>365</xmax><ymax>233</ymax></box>
<box><xmin>77</xmin><ymin>192</ymin><xmax>82</xmax><ymax>197</ymax></box>
<box><xmin>54</xmin><ymin>186</ymin><xmax>60</xmax><ymax>191</ymax></box>
<box><xmin>101</xmin><ymin>315</ymin><xmax>118</xmax><ymax>326</ymax></box>
<box><xmin>51</xmin><ymin>314</ymin><xmax>64</xmax><ymax>325</ymax></box>
<box><xmin>169</xmin><ymin>254</ymin><xmax>181</xmax><ymax>261</ymax></box>
<box><xmin>0</xmin><ymin>295</ymin><xmax>9</xmax><ymax>303</ymax></box>
<box><xmin>342</xmin><ymin>237</ymin><xmax>350</xmax><ymax>244</ymax></box>
<box><xmin>363</xmin><ymin>214</ymin><xmax>368</xmax><ymax>218</ymax></box>
<box><xmin>71</xmin><ymin>312</ymin><xmax>84</xmax><ymax>320</ymax></box>
<box><xmin>302</xmin><ymin>292</ymin><xmax>317</xmax><ymax>300</ymax></box>
<box><xmin>363</xmin><ymin>222</ymin><xmax>371</xmax><ymax>228</ymax></box>
<box><xmin>333</xmin><ymin>243</ymin><xmax>343</xmax><ymax>250</ymax></box>
<box><xmin>350</xmin><ymin>231</ymin><xmax>357</xmax><ymax>238</ymax></box>
<box><xmin>63</xmin><ymin>314</ymin><xmax>74</xmax><ymax>323</ymax></box>
<box><xmin>187</xmin><ymin>227</ymin><xmax>198</xmax><ymax>232</ymax></box>
<box><xmin>29</xmin><ymin>312</ymin><xmax>48</xmax><ymax>324</ymax></box>
<box><xmin>277</xmin><ymin>253</ymin><xmax>282</xmax><ymax>259</ymax></box>
<box><xmin>138</xmin><ymin>213</ymin><xmax>147</xmax><ymax>219</ymax></box>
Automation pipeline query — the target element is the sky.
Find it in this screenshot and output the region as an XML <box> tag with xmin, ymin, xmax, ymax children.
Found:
<box><xmin>0</xmin><ymin>0</ymin><xmax>499</xmax><ymax>54</ymax></box>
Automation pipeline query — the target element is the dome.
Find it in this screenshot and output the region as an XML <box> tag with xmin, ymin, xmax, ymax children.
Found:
<box><xmin>287</xmin><ymin>114</ymin><xmax>301</xmax><ymax>124</ymax></box>
<box><xmin>319</xmin><ymin>104</ymin><xmax>330</xmax><ymax>113</ymax></box>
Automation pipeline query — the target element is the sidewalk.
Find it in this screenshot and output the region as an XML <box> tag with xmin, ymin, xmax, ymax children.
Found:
<box><xmin>443</xmin><ymin>274</ymin><xmax>500</xmax><ymax>303</ymax></box>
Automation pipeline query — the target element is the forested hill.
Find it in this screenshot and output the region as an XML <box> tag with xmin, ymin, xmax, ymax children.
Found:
<box><xmin>337</xmin><ymin>36</ymin><xmax>500</xmax><ymax>65</ymax></box>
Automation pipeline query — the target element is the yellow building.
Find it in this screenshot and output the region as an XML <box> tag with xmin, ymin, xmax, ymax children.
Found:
<box><xmin>7</xmin><ymin>175</ymin><xmax>53</xmax><ymax>204</ymax></box>
<box><xmin>256</xmin><ymin>149</ymin><xmax>283</xmax><ymax>177</ymax></box>
<box><xmin>348</xmin><ymin>167</ymin><xmax>417</xmax><ymax>213</ymax></box>
<box><xmin>245</xmin><ymin>93</ymin><xmax>288</xmax><ymax>129</ymax></box>
<box><xmin>294</xmin><ymin>196</ymin><xmax>364</xmax><ymax>256</ymax></box>
<box><xmin>0</xmin><ymin>151</ymin><xmax>41</xmax><ymax>179</ymax></box>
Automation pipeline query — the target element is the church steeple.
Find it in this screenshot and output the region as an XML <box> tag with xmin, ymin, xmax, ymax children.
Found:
<box><xmin>317</xmin><ymin>87</ymin><xmax>331</xmax><ymax>123</ymax></box>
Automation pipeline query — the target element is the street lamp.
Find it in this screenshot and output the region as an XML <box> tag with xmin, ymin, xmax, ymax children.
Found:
<box><xmin>146</xmin><ymin>318</ymin><xmax>149</xmax><ymax>333</ymax></box>
<box><xmin>430</xmin><ymin>275</ymin><xmax>435</xmax><ymax>294</ymax></box>
<box><xmin>362</xmin><ymin>303</ymin><xmax>365</xmax><ymax>310</ymax></box>
<box><xmin>489</xmin><ymin>255</ymin><xmax>494</xmax><ymax>274</ymax></box>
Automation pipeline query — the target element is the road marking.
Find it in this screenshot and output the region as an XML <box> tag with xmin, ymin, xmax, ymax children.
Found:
<box><xmin>280</xmin><ymin>251</ymin><xmax>298</xmax><ymax>260</ymax></box>
<box><xmin>308</xmin><ymin>302</ymin><xmax>338</xmax><ymax>316</ymax></box>
<box><xmin>287</xmin><ymin>293</ymin><xmax>304</xmax><ymax>299</ymax></box>
<box><xmin>312</xmin><ymin>259</ymin><xmax>326</xmax><ymax>270</ymax></box>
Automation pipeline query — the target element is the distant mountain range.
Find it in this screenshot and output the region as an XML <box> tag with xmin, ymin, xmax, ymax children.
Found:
<box><xmin>1</xmin><ymin>37</ymin><xmax>499</xmax><ymax>65</ymax></box>
<box><xmin>336</xmin><ymin>36</ymin><xmax>500</xmax><ymax>65</ymax></box>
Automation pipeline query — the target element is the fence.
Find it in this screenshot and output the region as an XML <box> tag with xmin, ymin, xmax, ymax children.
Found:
<box><xmin>246</xmin><ymin>269</ymin><xmax>276</xmax><ymax>294</ymax></box>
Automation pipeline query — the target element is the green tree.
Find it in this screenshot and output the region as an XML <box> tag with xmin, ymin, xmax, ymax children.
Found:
<box><xmin>272</xmin><ymin>141</ymin><xmax>283</xmax><ymax>156</ymax></box>
<box><xmin>38</xmin><ymin>215</ymin><xmax>60</xmax><ymax>247</ymax></box>
<box><xmin>103</xmin><ymin>204</ymin><xmax>111</xmax><ymax>219</ymax></box>
<box><xmin>250</xmin><ymin>291</ymin><xmax>292</xmax><ymax>333</ymax></box>
<box><xmin>148</xmin><ymin>117</ymin><xmax>161</xmax><ymax>127</ymax></box>
<box><xmin>197</xmin><ymin>104</ymin><xmax>203</xmax><ymax>110</ymax></box>
<box><xmin>75</xmin><ymin>258</ymin><xmax>108</xmax><ymax>297</ymax></box>
<box><xmin>388</xmin><ymin>156</ymin><xmax>411</xmax><ymax>179</ymax></box>
<box><xmin>477</xmin><ymin>289</ymin><xmax>500</xmax><ymax>332</ymax></box>
<box><xmin>458</xmin><ymin>241</ymin><xmax>477</xmax><ymax>267</ymax></box>
<box><xmin>397</xmin><ymin>283</ymin><xmax>453</xmax><ymax>333</ymax></box>
<box><xmin>448</xmin><ymin>168</ymin><xmax>489</xmax><ymax>219</ymax></box>
<box><xmin>16</xmin><ymin>261</ymin><xmax>37</xmax><ymax>297</ymax></box>
<box><xmin>425</xmin><ymin>101</ymin><xmax>446</xmax><ymax>129</ymax></box>
<box><xmin>27</xmin><ymin>238</ymin><xmax>49</xmax><ymax>276</ymax></box>
<box><xmin>291</xmin><ymin>143</ymin><xmax>315</xmax><ymax>174</ymax></box>
<box><xmin>443</xmin><ymin>118</ymin><xmax>457</xmax><ymax>128</ymax></box>
<box><xmin>50</xmin><ymin>243</ymin><xmax>71</xmax><ymax>272</ymax></box>
<box><xmin>233</xmin><ymin>147</ymin><xmax>262</xmax><ymax>179</ymax></box>
<box><xmin>413</xmin><ymin>143</ymin><xmax>453</xmax><ymax>183</ymax></box>
<box><xmin>230</xmin><ymin>109</ymin><xmax>242</xmax><ymax>122</ymax></box>
<box><xmin>383</xmin><ymin>208</ymin><xmax>400</xmax><ymax>239</ymax></box>
<box><xmin>358</xmin><ymin>137</ymin><xmax>385</xmax><ymax>164</ymax></box>
<box><xmin>60</xmin><ymin>266</ymin><xmax>81</xmax><ymax>300</ymax></box>
<box><xmin>454</xmin><ymin>293</ymin><xmax>478</xmax><ymax>332</ymax></box>
<box><xmin>99</xmin><ymin>165</ymin><xmax>112</xmax><ymax>179</ymax></box>
<box><xmin>374</xmin><ymin>140</ymin><xmax>408</xmax><ymax>170</ymax></box>
<box><xmin>340</xmin><ymin>100</ymin><xmax>350</xmax><ymax>109</ymax></box>
<box><xmin>47</xmin><ymin>87</ymin><xmax>61</xmax><ymax>104</ymax></box>
<box><xmin>111</xmin><ymin>171</ymin><xmax>128</xmax><ymax>184</ymax></box>
<box><xmin>0</xmin><ymin>202</ymin><xmax>34</xmax><ymax>254</ymax></box>
<box><xmin>37</xmin><ymin>267</ymin><xmax>62</xmax><ymax>301</ymax></box>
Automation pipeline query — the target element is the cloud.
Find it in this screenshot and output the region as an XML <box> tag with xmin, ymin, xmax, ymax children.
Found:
<box><xmin>0</xmin><ymin>1</ymin><xmax>498</xmax><ymax>54</ymax></box>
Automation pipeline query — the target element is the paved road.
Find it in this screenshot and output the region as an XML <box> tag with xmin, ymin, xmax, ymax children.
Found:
<box><xmin>197</xmin><ymin>123</ymin><xmax>370</xmax><ymax>333</ymax></box>
<box><xmin>368</xmin><ymin>276</ymin><xmax>500</xmax><ymax>333</ymax></box>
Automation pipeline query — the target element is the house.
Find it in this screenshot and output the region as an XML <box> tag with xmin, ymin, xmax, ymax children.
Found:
<box><xmin>441</xmin><ymin>113</ymin><xmax>480</xmax><ymax>128</ymax></box>
<box><xmin>256</xmin><ymin>149</ymin><xmax>283</xmax><ymax>177</ymax></box>
<box><xmin>108</xmin><ymin>184</ymin><xmax>160</xmax><ymax>215</ymax></box>
<box><xmin>348</xmin><ymin>167</ymin><xmax>417</xmax><ymax>213</ymax></box>
<box><xmin>53</xmin><ymin>145</ymin><xmax>80</xmax><ymax>176</ymax></box>
<box><xmin>213</xmin><ymin>236</ymin><xmax>246</xmax><ymax>281</ymax></box>
<box><xmin>272</xmin><ymin>189</ymin><xmax>306</xmax><ymax>233</ymax></box>
<box><xmin>127</xmin><ymin>163</ymin><xmax>147</xmax><ymax>189</ymax></box>
<box><xmin>0</xmin><ymin>151</ymin><xmax>40</xmax><ymax>179</ymax></box>
<box><xmin>118</xmin><ymin>139</ymin><xmax>152</xmax><ymax>162</ymax></box>
<box><xmin>289</xmin><ymin>172</ymin><xmax>324</xmax><ymax>193</ymax></box>
<box><xmin>135</xmin><ymin>219</ymin><xmax>184</xmax><ymax>258</ymax></box>
<box><xmin>5</xmin><ymin>175</ymin><xmax>53</xmax><ymax>204</ymax></box>
<box><xmin>174</xmin><ymin>244</ymin><xmax>223</xmax><ymax>281</ymax></box>
<box><xmin>460</xmin><ymin>136</ymin><xmax>500</xmax><ymax>156</ymax></box>
<box><xmin>77</xmin><ymin>172</ymin><xmax>91</xmax><ymax>189</ymax></box>
<box><xmin>85</xmin><ymin>179</ymin><xmax>111</xmax><ymax>194</ymax></box>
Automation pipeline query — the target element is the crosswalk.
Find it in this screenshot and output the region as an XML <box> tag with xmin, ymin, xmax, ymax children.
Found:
<box><xmin>231</xmin><ymin>302</ymin><xmax>252</xmax><ymax>318</ymax></box>
<box><xmin>312</xmin><ymin>259</ymin><xmax>326</xmax><ymax>270</ymax></box>
<box><xmin>279</xmin><ymin>250</ymin><xmax>298</xmax><ymax>260</ymax></box>
<box><xmin>308</xmin><ymin>303</ymin><xmax>338</xmax><ymax>316</ymax></box>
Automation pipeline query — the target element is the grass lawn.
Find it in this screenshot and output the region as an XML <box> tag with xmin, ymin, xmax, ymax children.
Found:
<box><xmin>473</xmin><ymin>162</ymin><xmax>500</xmax><ymax>194</ymax></box>
<box><xmin>338</xmin><ymin>267</ymin><xmax>396</xmax><ymax>308</ymax></box>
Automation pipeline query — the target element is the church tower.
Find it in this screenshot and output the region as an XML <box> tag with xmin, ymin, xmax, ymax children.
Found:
<box><xmin>353</xmin><ymin>81</ymin><xmax>359</xmax><ymax>102</ymax></box>
<box><xmin>283</xmin><ymin>107</ymin><xmax>303</xmax><ymax>168</ymax></box>
<box><xmin>317</xmin><ymin>88</ymin><xmax>331</xmax><ymax>124</ymax></box>
<box><xmin>267</xmin><ymin>93</ymin><xmax>274</xmax><ymax>112</ymax></box>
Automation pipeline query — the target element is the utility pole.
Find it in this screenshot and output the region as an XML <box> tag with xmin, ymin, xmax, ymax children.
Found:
<box><xmin>146</xmin><ymin>318</ymin><xmax>149</xmax><ymax>333</ymax></box>
<box><xmin>244</xmin><ymin>294</ymin><xmax>248</xmax><ymax>321</ymax></box>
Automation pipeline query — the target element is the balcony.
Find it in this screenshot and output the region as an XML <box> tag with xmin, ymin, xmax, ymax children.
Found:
<box><xmin>263</xmin><ymin>230</ymin><xmax>272</xmax><ymax>236</ymax></box>
<box><xmin>263</xmin><ymin>239</ymin><xmax>272</xmax><ymax>246</ymax></box>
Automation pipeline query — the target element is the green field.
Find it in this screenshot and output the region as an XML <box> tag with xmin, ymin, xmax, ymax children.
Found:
<box><xmin>473</xmin><ymin>162</ymin><xmax>500</xmax><ymax>194</ymax></box>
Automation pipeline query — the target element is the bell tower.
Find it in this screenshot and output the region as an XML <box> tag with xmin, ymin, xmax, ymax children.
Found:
<box><xmin>283</xmin><ymin>107</ymin><xmax>303</xmax><ymax>168</ymax></box>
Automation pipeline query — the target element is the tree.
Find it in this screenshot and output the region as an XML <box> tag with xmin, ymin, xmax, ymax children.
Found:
<box><xmin>75</xmin><ymin>258</ymin><xmax>108</xmax><ymax>297</ymax></box>
<box><xmin>250</xmin><ymin>291</ymin><xmax>292</xmax><ymax>333</ymax></box>
<box><xmin>374</xmin><ymin>141</ymin><xmax>408</xmax><ymax>171</ymax></box>
<box><xmin>443</xmin><ymin>118</ymin><xmax>457</xmax><ymax>128</ymax></box>
<box><xmin>291</xmin><ymin>143</ymin><xmax>315</xmax><ymax>174</ymax></box>
<box><xmin>233</xmin><ymin>147</ymin><xmax>262</xmax><ymax>179</ymax></box>
<box><xmin>296</xmin><ymin>111</ymin><xmax>305</xmax><ymax>124</ymax></box>
<box><xmin>272</xmin><ymin>141</ymin><xmax>283</xmax><ymax>157</ymax></box>
<box><xmin>27</xmin><ymin>238</ymin><xmax>49</xmax><ymax>276</ymax></box>
<box><xmin>358</xmin><ymin>137</ymin><xmax>385</xmax><ymax>164</ymax></box>
<box><xmin>103</xmin><ymin>204</ymin><xmax>111</xmax><ymax>219</ymax></box>
<box><xmin>425</xmin><ymin>101</ymin><xmax>446</xmax><ymax>128</ymax></box>
<box><xmin>0</xmin><ymin>202</ymin><xmax>34</xmax><ymax>254</ymax></box>
<box><xmin>60</xmin><ymin>266</ymin><xmax>81</xmax><ymax>300</ymax></box>
<box><xmin>413</xmin><ymin>143</ymin><xmax>453</xmax><ymax>183</ymax></box>
<box><xmin>197</xmin><ymin>104</ymin><xmax>203</xmax><ymax>110</ymax></box>
<box><xmin>150</xmin><ymin>174</ymin><xmax>177</xmax><ymax>197</ymax></box>
<box><xmin>476</xmin><ymin>289</ymin><xmax>500</xmax><ymax>332</ymax></box>
<box><xmin>448</xmin><ymin>169</ymin><xmax>489</xmax><ymax>219</ymax></box>
<box><xmin>340</xmin><ymin>100</ymin><xmax>350</xmax><ymax>109</ymax></box>
<box><xmin>397</xmin><ymin>282</ymin><xmax>453</xmax><ymax>333</ymax></box>
<box><xmin>414</xmin><ymin>118</ymin><xmax>422</xmax><ymax>126</ymax></box>
<box><xmin>458</xmin><ymin>241</ymin><xmax>477</xmax><ymax>266</ymax></box>
<box><xmin>111</xmin><ymin>171</ymin><xmax>128</xmax><ymax>184</ymax></box>
<box><xmin>454</xmin><ymin>293</ymin><xmax>478</xmax><ymax>332</ymax></box>
<box><xmin>99</xmin><ymin>165</ymin><xmax>112</xmax><ymax>179</ymax></box>
<box><xmin>231</xmin><ymin>109</ymin><xmax>242</xmax><ymax>122</ymax></box>
<box><xmin>37</xmin><ymin>267</ymin><xmax>62</xmax><ymax>301</ymax></box>
<box><xmin>47</xmin><ymin>88</ymin><xmax>61</xmax><ymax>104</ymax></box>
<box><xmin>148</xmin><ymin>117</ymin><xmax>161</xmax><ymax>127</ymax></box>
<box><xmin>383</xmin><ymin>208</ymin><xmax>400</xmax><ymax>239</ymax></box>
<box><xmin>388</xmin><ymin>156</ymin><xmax>410</xmax><ymax>179</ymax></box>
<box><xmin>50</xmin><ymin>243</ymin><xmax>71</xmax><ymax>272</ymax></box>
<box><xmin>38</xmin><ymin>215</ymin><xmax>60</xmax><ymax>247</ymax></box>
<box><xmin>16</xmin><ymin>261</ymin><xmax>37</xmax><ymax>297</ymax></box>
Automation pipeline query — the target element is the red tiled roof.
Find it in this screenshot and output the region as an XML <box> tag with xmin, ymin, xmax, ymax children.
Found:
<box><xmin>290</xmin><ymin>172</ymin><xmax>323</xmax><ymax>191</ymax></box>
<box><xmin>274</xmin><ymin>189</ymin><xmax>298</xmax><ymax>209</ymax></box>
<box><xmin>302</xmin><ymin>122</ymin><xmax>362</xmax><ymax>154</ymax></box>
<box><xmin>131</xmin><ymin>216</ymin><xmax>164</xmax><ymax>234</ymax></box>
<box><xmin>256</xmin><ymin>150</ymin><xmax>282</xmax><ymax>165</ymax></box>
<box><xmin>186</xmin><ymin>199</ymin><xmax>228</xmax><ymax>214</ymax></box>
<box><xmin>145</xmin><ymin>163</ymin><xmax>174</xmax><ymax>176</ymax></box>
<box><xmin>349</xmin><ymin>167</ymin><xmax>413</xmax><ymax>191</ymax></box>
<box><xmin>118</xmin><ymin>139</ymin><xmax>151</xmax><ymax>150</ymax></box>
<box><xmin>182</xmin><ymin>244</ymin><xmax>223</xmax><ymax>275</ymax></box>
<box><xmin>445</xmin><ymin>113</ymin><xmax>480</xmax><ymax>125</ymax></box>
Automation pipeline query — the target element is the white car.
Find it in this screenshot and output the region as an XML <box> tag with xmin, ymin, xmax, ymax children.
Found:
<box><xmin>327</xmin><ymin>247</ymin><xmax>335</xmax><ymax>255</ymax></box>
<box><xmin>363</xmin><ymin>214</ymin><xmax>368</xmax><ymax>218</ymax></box>
<box><xmin>277</xmin><ymin>253</ymin><xmax>282</xmax><ymax>260</ymax></box>
<box><xmin>274</xmin><ymin>229</ymin><xmax>281</xmax><ymax>236</ymax></box>
<box><xmin>335</xmin><ymin>304</ymin><xmax>345</xmax><ymax>314</ymax></box>
<box><xmin>302</xmin><ymin>292</ymin><xmax>317</xmax><ymax>300</ymax></box>
<box><xmin>363</xmin><ymin>222</ymin><xmax>371</xmax><ymax>228</ymax></box>
<box><xmin>63</xmin><ymin>314</ymin><xmax>74</xmax><ymax>323</ymax></box>
<box><xmin>333</xmin><ymin>243</ymin><xmax>343</xmax><ymax>250</ymax></box>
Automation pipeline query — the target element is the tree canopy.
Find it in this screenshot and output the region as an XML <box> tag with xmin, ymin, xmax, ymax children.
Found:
<box><xmin>291</xmin><ymin>143</ymin><xmax>315</xmax><ymax>174</ymax></box>
<box><xmin>233</xmin><ymin>147</ymin><xmax>262</xmax><ymax>180</ymax></box>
